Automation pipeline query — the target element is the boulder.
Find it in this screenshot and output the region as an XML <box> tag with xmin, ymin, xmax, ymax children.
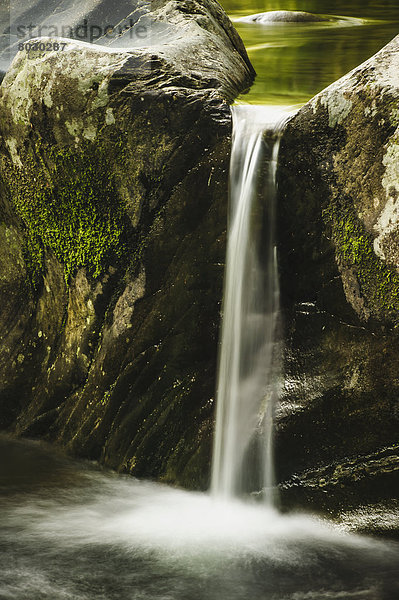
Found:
<box><xmin>237</xmin><ymin>11</ymin><xmax>329</xmax><ymax>24</ymax></box>
<box><xmin>276</xmin><ymin>34</ymin><xmax>399</xmax><ymax>520</ymax></box>
<box><xmin>0</xmin><ymin>0</ymin><xmax>254</xmax><ymax>488</ymax></box>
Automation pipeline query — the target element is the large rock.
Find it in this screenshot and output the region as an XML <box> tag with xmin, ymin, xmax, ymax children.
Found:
<box><xmin>276</xmin><ymin>35</ymin><xmax>399</xmax><ymax>520</ymax></box>
<box><xmin>237</xmin><ymin>11</ymin><xmax>329</xmax><ymax>24</ymax></box>
<box><xmin>0</xmin><ymin>0</ymin><xmax>254</xmax><ymax>488</ymax></box>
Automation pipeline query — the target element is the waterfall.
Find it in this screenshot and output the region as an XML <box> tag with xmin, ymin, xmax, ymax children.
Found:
<box><xmin>211</xmin><ymin>105</ymin><xmax>290</xmax><ymax>504</ymax></box>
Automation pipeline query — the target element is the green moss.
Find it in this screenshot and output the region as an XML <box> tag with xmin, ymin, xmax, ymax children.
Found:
<box><xmin>7</xmin><ymin>140</ymin><xmax>127</xmax><ymax>286</ymax></box>
<box><xmin>323</xmin><ymin>200</ymin><xmax>399</xmax><ymax>323</ymax></box>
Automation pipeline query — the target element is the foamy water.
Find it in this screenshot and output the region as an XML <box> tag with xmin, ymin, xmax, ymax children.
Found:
<box><xmin>1</xmin><ymin>437</ymin><xmax>398</xmax><ymax>600</ymax></box>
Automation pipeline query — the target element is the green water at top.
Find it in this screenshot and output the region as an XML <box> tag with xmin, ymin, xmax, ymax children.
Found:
<box><xmin>219</xmin><ymin>0</ymin><xmax>399</xmax><ymax>104</ymax></box>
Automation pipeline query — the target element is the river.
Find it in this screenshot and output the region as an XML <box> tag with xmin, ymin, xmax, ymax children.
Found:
<box><xmin>221</xmin><ymin>0</ymin><xmax>399</xmax><ymax>104</ymax></box>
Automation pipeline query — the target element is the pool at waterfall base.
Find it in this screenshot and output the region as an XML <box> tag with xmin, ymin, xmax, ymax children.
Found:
<box><xmin>1</xmin><ymin>435</ymin><xmax>399</xmax><ymax>600</ymax></box>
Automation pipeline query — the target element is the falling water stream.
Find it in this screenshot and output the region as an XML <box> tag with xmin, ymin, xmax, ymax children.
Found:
<box><xmin>212</xmin><ymin>105</ymin><xmax>289</xmax><ymax>502</ymax></box>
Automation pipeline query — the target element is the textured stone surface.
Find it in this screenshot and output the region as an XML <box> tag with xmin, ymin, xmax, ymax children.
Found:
<box><xmin>0</xmin><ymin>0</ymin><xmax>253</xmax><ymax>488</ymax></box>
<box><xmin>276</xmin><ymin>34</ymin><xmax>399</xmax><ymax>518</ymax></box>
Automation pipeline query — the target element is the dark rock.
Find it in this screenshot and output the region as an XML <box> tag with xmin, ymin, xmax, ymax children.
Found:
<box><xmin>276</xmin><ymin>34</ymin><xmax>399</xmax><ymax>516</ymax></box>
<box><xmin>0</xmin><ymin>0</ymin><xmax>253</xmax><ymax>488</ymax></box>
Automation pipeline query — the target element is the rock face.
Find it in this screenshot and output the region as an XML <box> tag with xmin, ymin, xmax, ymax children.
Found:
<box><xmin>237</xmin><ymin>11</ymin><xmax>329</xmax><ymax>24</ymax></box>
<box><xmin>0</xmin><ymin>0</ymin><xmax>254</xmax><ymax>488</ymax></box>
<box><xmin>276</xmin><ymin>34</ymin><xmax>399</xmax><ymax>519</ymax></box>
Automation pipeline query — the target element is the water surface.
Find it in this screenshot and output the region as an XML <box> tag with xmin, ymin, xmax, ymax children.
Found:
<box><xmin>1</xmin><ymin>436</ymin><xmax>399</xmax><ymax>600</ymax></box>
<box><xmin>220</xmin><ymin>0</ymin><xmax>399</xmax><ymax>104</ymax></box>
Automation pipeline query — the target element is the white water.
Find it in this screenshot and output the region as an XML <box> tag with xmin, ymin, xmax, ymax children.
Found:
<box><xmin>211</xmin><ymin>105</ymin><xmax>291</xmax><ymax>502</ymax></box>
<box><xmin>1</xmin><ymin>436</ymin><xmax>398</xmax><ymax>600</ymax></box>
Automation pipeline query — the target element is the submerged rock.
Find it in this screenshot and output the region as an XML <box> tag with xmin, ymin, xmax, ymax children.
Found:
<box><xmin>237</xmin><ymin>11</ymin><xmax>329</xmax><ymax>24</ymax></box>
<box><xmin>0</xmin><ymin>0</ymin><xmax>254</xmax><ymax>488</ymax></box>
<box><xmin>276</xmin><ymin>34</ymin><xmax>399</xmax><ymax>519</ymax></box>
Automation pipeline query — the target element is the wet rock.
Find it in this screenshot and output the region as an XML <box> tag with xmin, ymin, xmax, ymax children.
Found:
<box><xmin>276</xmin><ymin>34</ymin><xmax>399</xmax><ymax>516</ymax></box>
<box><xmin>0</xmin><ymin>0</ymin><xmax>253</xmax><ymax>488</ymax></box>
<box><xmin>335</xmin><ymin>500</ymin><xmax>399</xmax><ymax>539</ymax></box>
<box><xmin>237</xmin><ymin>11</ymin><xmax>329</xmax><ymax>24</ymax></box>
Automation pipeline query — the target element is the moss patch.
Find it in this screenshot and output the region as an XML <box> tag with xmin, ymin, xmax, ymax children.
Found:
<box><xmin>7</xmin><ymin>140</ymin><xmax>127</xmax><ymax>286</ymax></box>
<box><xmin>324</xmin><ymin>199</ymin><xmax>399</xmax><ymax>324</ymax></box>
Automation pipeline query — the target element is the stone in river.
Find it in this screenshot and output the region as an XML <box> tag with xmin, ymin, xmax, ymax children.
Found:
<box><xmin>237</xmin><ymin>11</ymin><xmax>330</xmax><ymax>24</ymax></box>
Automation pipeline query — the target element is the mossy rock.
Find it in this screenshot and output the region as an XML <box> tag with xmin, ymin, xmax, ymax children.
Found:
<box><xmin>5</xmin><ymin>141</ymin><xmax>128</xmax><ymax>286</ymax></box>
<box><xmin>0</xmin><ymin>0</ymin><xmax>253</xmax><ymax>488</ymax></box>
<box><xmin>276</xmin><ymin>34</ymin><xmax>399</xmax><ymax>516</ymax></box>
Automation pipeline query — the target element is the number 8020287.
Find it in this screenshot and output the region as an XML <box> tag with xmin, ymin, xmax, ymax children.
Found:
<box><xmin>18</xmin><ymin>41</ymin><xmax>67</xmax><ymax>52</ymax></box>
